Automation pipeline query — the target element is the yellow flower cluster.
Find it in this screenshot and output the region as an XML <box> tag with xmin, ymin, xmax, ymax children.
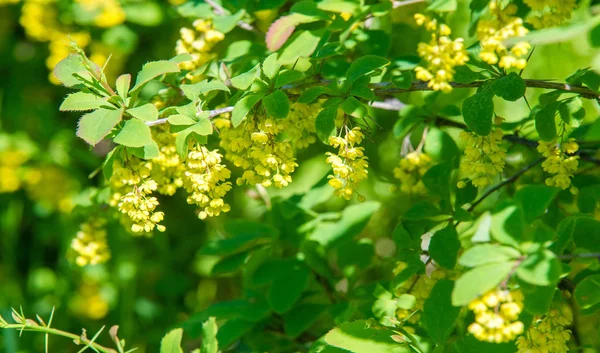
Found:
<box><xmin>524</xmin><ymin>0</ymin><xmax>577</xmax><ymax>28</ymax></box>
<box><xmin>176</xmin><ymin>19</ymin><xmax>225</xmax><ymax>76</ymax></box>
<box><xmin>69</xmin><ymin>279</ymin><xmax>109</xmax><ymax>320</ymax></box>
<box><xmin>457</xmin><ymin>127</ymin><xmax>506</xmax><ymax>189</ymax></box>
<box><xmin>537</xmin><ymin>139</ymin><xmax>579</xmax><ymax>193</ymax></box>
<box><xmin>76</xmin><ymin>0</ymin><xmax>126</xmax><ymax>28</ymax></box>
<box><xmin>151</xmin><ymin>127</ymin><xmax>186</xmax><ymax>196</ymax></box>
<box><xmin>218</xmin><ymin>103</ymin><xmax>318</xmax><ymax>189</ymax></box>
<box><xmin>326</xmin><ymin>127</ymin><xmax>369</xmax><ymax>200</ymax></box>
<box><xmin>0</xmin><ymin>0</ymin><xmax>20</xmax><ymax>5</ymax></box>
<box><xmin>70</xmin><ymin>219</ymin><xmax>111</xmax><ymax>267</ymax></box>
<box><xmin>19</xmin><ymin>0</ymin><xmax>60</xmax><ymax>42</ymax></box>
<box><xmin>183</xmin><ymin>146</ymin><xmax>232</xmax><ymax>220</ymax></box>
<box><xmin>395</xmin><ymin>265</ymin><xmax>448</xmax><ymax>324</ymax></box>
<box><xmin>110</xmin><ymin>161</ymin><xmax>166</xmax><ymax>234</ymax></box>
<box><xmin>516</xmin><ymin>304</ymin><xmax>573</xmax><ymax>353</ymax></box>
<box><xmin>393</xmin><ymin>152</ymin><xmax>433</xmax><ymax>194</ymax></box>
<box><xmin>0</xmin><ymin>149</ymin><xmax>29</xmax><ymax>193</ymax></box>
<box><xmin>468</xmin><ymin>289</ymin><xmax>525</xmax><ymax>343</ymax></box>
<box><xmin>477</xmin><ymin>1</ymin><xmax>531</xmax><ymax>70</ymax></box>
<box><xmin>414</xmin><ymin>14</ymin><xmax>468</xmax><ymax>93</ymax></box>
<box><xmin>24</xmin><ymin>165</ymin><xmax>75</xmax><ymax>212</ymax></box>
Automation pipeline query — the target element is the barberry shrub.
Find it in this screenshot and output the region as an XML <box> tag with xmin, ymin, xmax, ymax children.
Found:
<box><xmin>2</xmin><ymin>0</ymin><xmax>600</xmax><ymax>353</ymax></box>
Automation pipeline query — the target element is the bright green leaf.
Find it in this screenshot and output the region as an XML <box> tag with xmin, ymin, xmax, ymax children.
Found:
<box><xmin>516</xmin><ymin>250</ymin><xmax>560</xmax><ymax>286</ymax></box>
<box><xmin>452</xmin><ymin>261</ymin><xmax>516</xmax><ymax>306</ymax></box>
<box><xmin>324</xmin><ymin>320</ymin><xmax>406</xmax><ymax>353</ymax></box>
<box><xmin>114</xmin><ymin>118</ymin><xmax>153</xmax><ymax>147</ymax></box>
<box><xmin>160</xmin><ymin>328</ymin><xmax>183</xmax><ymax>353</ymax></box>
<box><xmin>341</xmin><ymin>96</ymin><xmax>368</xmax><ymax>119</ymax></box>
<box><xmin>575</xmin><ymin>274</ymin><xmax>600</xmax><ymax>310</ymax></box>
<box><xmin>201</xmin><ymin>317</ymin><xmax>218</xmax><ymax>353</ymax></box>
<box><xmin>127</xmin><ymin>103</ymin><xmax>159</xmax><ymax>122</ymax></box>
<box><xmin>116</xmin><ymin>74</ymin><xmax>131</xmax><ymax>100</ymax></box>
<box><xmin>60</xmin><ymin>92</ymin><xmax>106</xmax><ymax>111</ymax></box>
<box><xmin>421</xmin><ymin>280</ymin><xmax>461</xmax><ymax>343</ymax></box>
<box><xmin>346</xmin><ymin>55</ymin><xmax>390</xmax><ymax>84</ymax></box>
<box><xmin>131</xmin><ymin>60</ymin><xmax>180</xmax><ymax>92</ymax></box>
<box><xmin>232</xmin><ymin>93</ymin><xmax>267</xmax><ymax>127</ymax></box>
<box><xmin>76</xmin><ymin>108</ymin><xmax>123</xmax><ymax>146</ymax></box>
<box><xmin>315</xmin><ymin>106</ymin><xmax>337</xmax><ymax>143</ymax></box>
<box><xmin>492</xmin><ymin>73</ymin><xmax>526</xmax><ymax>101</ymax></box>
<box><xmin>263</xmin><ymin>90</ymin><xmax>290</xmax><ymax>119</ymax></box>
<box><xmin>459</xmin><ymin>244</ymin><xmax>521</xmax><ymax>267</ymax></box>
<box><xmin>462</xmin><ymin>90</ymin><xmax>494</xmax><ymax>136</ymax></box>
<box><xmin>535</xmin><ymin>102</ymin><xmax>559</xmax><ymax>141</ymax></box>
<box><xmin>429</xmin><ymin>226</ymin><xmax>460</xmax><ymax>270</ymax></box>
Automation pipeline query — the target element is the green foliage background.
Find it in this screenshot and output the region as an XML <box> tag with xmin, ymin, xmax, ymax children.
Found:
<box><xmin>1</xmin><ymin>1</ymin><xmax>600</xmax><ymax>353</ymax></box>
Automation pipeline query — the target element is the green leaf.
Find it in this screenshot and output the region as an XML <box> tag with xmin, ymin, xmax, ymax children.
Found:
<box><xmin>113</xmin><ymin>119</ymin><xmax>153</xmax><ymax>148</ymax></box>
<box><xmin>575</xmin><ymin>274</ymin><xmax>600</xmax><ymax>310</ymax></box>
<box><xmin>263</xmin><ymin>90</ymin><xmax>290</xmax><ymax>119</ymax></box>
<box><xmin>518</xmin><ymin>281</ymin><xmax>555</xmax><ymax>315</ymax></box>
<box><xmin>298</xmin><ymin>86</ymin><xmax>333</xmax><ymax>104</ymax></box>
<box><xmin>350</xmin><ymin>85</ymin><xmax>377</xmax><ymax>100</ymax></box>
<box><xmin>216</xmin><ymin>319</ymin><xmax>254</xmax><ymax>349</ymax></box>
<box><xmin>429</xmin><ymin>226</ymin><xmax>460</xmax><ymax>270</ymax></box>
<box><xmin>160</xmin><ymin>328</ymin><xmax>183</xmax><ymax>353</ymax></box>
<box><xmin>516</xmin><ymin>250</ymin><xmax>560</xmax><ymax>286</ymax></box>
<box><xmin>324</xmin><ymin>320</ymin><xmax>406</xmax><ymax>353</ymax></box>
<box><xmin>129</xmin><ymin>141</ymin><xmax>160</xmax><ymax>160</ymax></box>
<box><xmin>535</xmin><ymin>102</ymin><xmax>559</xmax><ymax>141</ymax></box>
<box><xmin>201</xmin><ymin>317</ymin><xmax>218</xmax><ymax>353</ymax></box>
<box><xmin>421</xmin><ymin>280</ymin><xmax>461</xmax><ymax>343</ymax></box>
<box><xmin>180</xmin><ymin>80</ymin><xmax>230</xmax><ymax>101</ymax></box>
<box><xmin>262</xmin><ymin>53</ymin><xmax>280</xmax><ymax>80</ymax></box>
<box><xmin>201</xmin><ymin>221</ymin><xmax>278</xmax><ymax>256</ymax></box>
<box><xmin>492</xmin><ymin>73</ymin><xmax>526</xmax><ymax>101</ymax></box>
<box><xmin>189</xmin><ymin>117</ymin><xmax>213</xmax><ymax>135</ymax></box>
<box><xmin>392</xmin><ymin>71</ymin><xmax>413</xmax><ymax>89</ymax></box>
<box><xmin>277</xmin><ymin>29</ymin><xmax>323</xmax><ymax>65</ymax></box>
<box><xmin>559</xmin><ymin>97</ymin><xmax>585</xmax><ymax>127</ymax></box>
<box><xmin>403</xmin><ymin>201</ymin><xmax>440</xmax><ymax>220</ymax></box>
<box><xmin>211</xmin><ymin>252</ymin><xmax>249</xmax><ymax>275</ymax></box>
<box><xmin>275</xmin><ymin>70</ymin><xmax>305</xmax><ymax>88</ymax></box>
<box><xmin>422</xmin><ymin>162</ymin><xmax>452</xmax><ymax>201</ymax></box>
<box><xmin>315</xmin><ymin>106</ymin><xmax>337</xmax><ymax>143</ymax></box>
<box><xmin>337</xmin><ymin>238</ymin><xmax>374</xmax><ymax>272</ymax></box>
<box><xmin>168</xmin><ymin>114</ymin><xmax>196</xmax><ymax>126</ymax></box>
<box><xmin>346</xmin><ymin>55</ymin><xmax>390</xmax><ymax>84</ymax></box>
<box><xmin>459</xmin><ymin>244</ymin><xmax>521</xmax><ymax>267</ymax></box>
<box><xmin>491</xmin><ymin>202</ymin><xmax>524</xmax><ymax>247</ymax></box>
<box><xmin>283</xmin><ymin>304</ymin><xmax>327</xmax><ymax>338</ymax></box>
<box><xmin>462</xmin><ymin>90</ymin><xmax>494</xmax><ymax>135</ymax></box>
<box><xmin>231</xmin><ymin>64</ymin><xmax>259</xmax><ymax>90</ymax></box>
<box><xmin>451</xmin><ymin>261</ymin><xmax>516</xmax><ymax>306</ymax></box>
<box><xmin>131</xmin><ymin>60</ymin><xmax>180</xmax><ymax>92</ymax></box>
<box><xmin>513</xmin><ymin>185</ymin><xmax>559</xmax><ymax>224</ymax></box>
<box><xmin>571</xmin><ymin>217</ymin><xmax>600</xmax><ymax>252</ymax></box>
<box><xmin>309</xmin><ymin>202</ymin><xmax>380</xmax><ymax>249</ymax></box>
<box><xmin>213</xmin><ymin>10</ymin><xmax>246</xmax><ymax>33</ymax></box>
<box><xmin>267</xmin><ymin>262</ymin><xmax>310</xmax><ymax>313</ymax></box>
<box><xmin>123</xmin><ymin>2</ymin><xmax>163</xmax><ymax>26</ymax></box>
<box><xmin>427</xmin><ymin>0</ymin><xmax>457</xmax><ymax>12</ymax></box>
<box><xmin>76</xmin><ymin>108</ymin><xmax>123</xmax><ymax>146</ymax></box>
<box><xmin>116</xmin><ymin>74</ymin><xmax>131</xmax><ymax>100</ymax></box>
<box><xmin>341</xmin><ymin>96</ymin><xmax>368</xmax><ymax>119</ymax></box>
<box><xmin>232</xmin><ymin>93</ymin><xmax>266</xmax><ymax>127</ymax></box>
<box><xmin>127</xmin><ymin>103</ymin><xmax>159</xmax><ymax>122</ymax></box>
<box><xmin>60</xmin><ymin>92</ymin><xmax>106</xmax><ymax>111</ymax></box>
<box><xmin>53</xmin><ymin>54</ymin><xmax>88</xmax><ymax>87</ymax></box>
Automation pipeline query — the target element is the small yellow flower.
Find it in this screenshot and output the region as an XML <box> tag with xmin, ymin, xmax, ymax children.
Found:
<box><xmin>468</xmin><ymin>289</ymin><xmax>524</xmax><ymax>343</ymax></box>
<box><xmin>538</xmin><ymin>138</ymin><xmax>578</xmax><ymax>192</ymax></box>
<box><xmin>70</xmin><ymin>219</ymin><xmax>111</xmax><ymax>267</ymax></box>
<box><xmin>524</xmin><ymin>0</ymin><xmax>577</xmax><ymax>28</ymax></box>
<box><xmin>516</xmin><ymin>303</ymin><xmax>572</xmax><ymax>353</ymax></box>
<box><xmin>476</xmin><ymin>1</ymin><xmax>531</xmax><ymax>70</ymax></box>
<box><xmin>393</xmin><ymin>152</ymin><xmax>433</xmax><ymax>195</ymax></box>
<box><xmin>414</xmin><ymin>14</ymin><xmax>468</xmax><ymax>93</ymax></box>
<box><xmin>326</xmin><ymin>127</ymin><xmax>369</xmax><ymax>200</ymax></box>
<box><xmin>458</xmin><ymin>126</ymin><xmax>507</xmax><ymax>188</ymax></box>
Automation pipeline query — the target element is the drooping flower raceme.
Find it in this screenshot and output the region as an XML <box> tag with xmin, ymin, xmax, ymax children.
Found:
<box><xmin>326</xmin><ymin>127</ymin><xmax>369</xmax><ymax>200</ymax></box>
<box><xmin>516</xmin><ymin>303</ymin><xmax>573</xmax><ymax>353</ymax></box>
<box><xmin>537</xmin><ymin>138</ymin><xmax>579</xmax><ymax>193</ymax></box>
<box><xmin>468</xmin><ymin>289</ymin><xmax>525</xmax><ymax>343</ymax></box>
<box><xmin>393</xmin><ymin>152</ymin><xmax>433</xmax><ymax>195</ymax></box>
<box><xmin>414</xmin><ymin>14</ymin><xmax>468</xmax><ymax>93</ymax></box>
<box><xmin>523</xmin><ymin>0</ymin><xmax>577</xmax><ymax>28</ymax></box>
<box><xmin>176</xmin><ymin>19</ymin><xmax>225</xmax><ymax>79</ymax></box>
<box><xmin>477</xmin><ymin>1</ymin><xmax>531</xmax><ymax>70</ymax></box>
<box><xmin>458</xmin><ymin>127</ymin><xmax>507</xmax><ymax>189</ymax></box>
<box><xmin>70</xmin><ymin>219</ymin><xmax>111</xmax><ymax>267</ymax></box>
<box><xmin>183</xmin><ymin>146</ymin><xmax>233</xmax><ymax>220</ymax></box>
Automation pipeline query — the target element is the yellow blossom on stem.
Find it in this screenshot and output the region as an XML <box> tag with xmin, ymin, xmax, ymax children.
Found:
<box><xmin>476</xmin><ymin>1</ymin><xmax>531</xmax><ymax>70</ymax></box>
<box><xmin>19</xmin><ymin>0</ymin><xmax>60</xmax><ymax>42</ymax></box>
<box><xmin>537</xmin><ymin>138</ymin><xmax>579</xmax><ymax>193</ymax></box>
<box><xmin>393</xmin><ymin>152</ymin><xmax>433</xmax><ymax>195</ymax></box>
<box><xmin>183</xmin><ymin>145</ymin><xmax>233</xmax><ymax>220</ymax></box>
<box><xmin>516</xmin><ymin>303</ymin><xmax>573</xmax><ymax>353</ymax></box>
<box><xmin>326</xmin><ymin>126</ymin><xmax>369</xmax><ymax>200</ymax></box>
<box><xmin>70</xmin><ymin>219</ymin><xmax>111</xmax><ymax>267</ymax></box>
<box><xmin>176</xmin><ymin>19</ymin><xmax>225</xmax><ymax>80</ymax></box>
<box><xmin>524</xmin><ymin>0</ymin><xmax>577</xmax><ymax>28</ymax></box>
<box><xmin>458</xmin><ymin>126</ymin><xmax>507</xmax><ymax>189</ymax></box>
<box><xmin>414</xmin><ymin>13</ymin><xmax>468</xmax><ymax>93</ymax></box>
<box><xmin>468</xmin><ymin>289</ymin><xmax>525</xmax><ymax>343</ymax></box>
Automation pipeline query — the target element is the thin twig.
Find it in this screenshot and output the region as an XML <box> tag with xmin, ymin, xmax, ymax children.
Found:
<box><xmin>146</xmin><ymin>106</ymin><xmax>234</xmax><ymax>126</ymax></box>
<box><xmin>468</xmin><ymin>158</ymin><xmax>544</xmax><ymax>212</ymax></box>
